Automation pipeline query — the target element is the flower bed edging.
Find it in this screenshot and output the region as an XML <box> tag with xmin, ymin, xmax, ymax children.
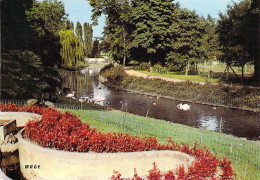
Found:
<box><xmin>17</xmin><ymin>131</ymin><xmax>194</xmax><ymax>180</ymax></box>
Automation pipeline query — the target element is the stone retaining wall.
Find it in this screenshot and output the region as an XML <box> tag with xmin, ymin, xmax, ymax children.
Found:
<box><xmin>17</xmin><ymin>132</ymin><xmax>194</xmax><ymax>180</ymax></box>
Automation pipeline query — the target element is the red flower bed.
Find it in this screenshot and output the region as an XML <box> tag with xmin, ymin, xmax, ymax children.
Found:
<box><xmin>0</xmin><ymin>103</ymin><xmax>234</xmax><ymax>179</ymax></box>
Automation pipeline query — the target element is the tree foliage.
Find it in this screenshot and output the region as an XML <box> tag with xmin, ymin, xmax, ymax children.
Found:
<box><xmin>76</xmin><ymin>21</ymin><xmax>83</xmax><ymax>42</ymax></box>
<box><xmin>25</xmin><ymin>0</ymin><xmax>68</xmax><ymax>66</ymax></box>
<box><xmin>0</xmin><ymin>0</ymin><xmax>66</xmax><ymax>100</ymax></box>
<box><xmin>1</xmin><ymin>0</ymin><xmax>34</xmax><ymax>50</ymax></box>
<box><xmin>89</xmin><ymin>0</ymin><xmax>133</xmax><ymax>64</ymax></box>
<box><xmin>217</xmin><ymin>0</ymin><xmax>259</xmax><ymax>82</ymax></box>
<box><xmin>60</xmin><ymin>29</ymin><xmax>84</xmax><ymax>67</ymax></box>
<box><xmin>91</xmin><ymin>39</ymin><xmax>100</xmax><ymax>58</ymax></box>
<box><xmin>130</xmin><ymin>0</ymin><xmax>177</xmax><ymax>64</ymax></box>
<box><xmin>166</xmin><ymin>9</ymin><xmax>206</xmax><ymax>74</ymax></box>
<box><xmin>83</xmin><ymin>22</ymin><xmax>93</xmax><ymax>57</ymax></box>
<box><xmin>26</xmin><ymin>0</ymin><xmax>67</xmax><ymax>37</ymax></box>
<box><xmin>1</xmin><ymin>49</ymin><xmax>60</xmax><ymax>100</ymax></box>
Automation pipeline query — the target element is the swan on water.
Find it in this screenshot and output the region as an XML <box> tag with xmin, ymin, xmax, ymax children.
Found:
<box><xmin>177</xmin><ymin>103</ymin><xmax>191</xmax><ymax>111</ymax></box>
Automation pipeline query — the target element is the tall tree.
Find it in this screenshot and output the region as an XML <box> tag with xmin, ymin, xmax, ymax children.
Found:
<box><xmin>1</xmin><ymin>0</ymin><xmax>34</xmax><ymax>50</ymax></box>
<box><xmin>91</xmin><ymin>39</ymin><xmax>100</xmax><ymax>58</ymax></box>
<box><xmin>83</xmin><ymin>22</ymin><xmax>93</xmax><ymax>57</ymax></box>
<box><xmin>1</xmin><ymin>0</ymin><xmax>64</xmax><ymax>100</ymax></box>
<box><xmin>167</xmin><ymin>9</ymin><xmax>206</xmax><ymax>75</ymax></box>
<box><xmin>201</xmin><ymin>15</ymin><xmax>222</xmax><ymax>77</ymax></box>
<box><xmin>76</xmin><ymin>21</ymin><xmax>83</xmax><ymax>42</ymax></box>
<box><xmin>25</xmin><ymin>0</ymin><xmax>68</xmax><ymax>66</ymax></box>
<box><xmin>130</xmin><ymin>0</ymin><xmax>177</xmax><ymax>64</ymax></box>
<box><xmin>217</xmin><ymin>0</ymin><xmax>259</xmax><ymax>83</ymax></box>
<box><xmin>66</xmin><ymin>20</ymin><xmax>74</xmax><ymax>30</ymax></box>
<box><xmin>89</xmin><ymin>0</ymin><xmax>133</xmax><ymax>64</ymax></box>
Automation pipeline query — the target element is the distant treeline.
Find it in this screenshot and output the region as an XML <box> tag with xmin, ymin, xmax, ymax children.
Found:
<box><xmin>89</xmin><ymin>0</ymin><xmax>259</xmax><ymax>84</ymax></box>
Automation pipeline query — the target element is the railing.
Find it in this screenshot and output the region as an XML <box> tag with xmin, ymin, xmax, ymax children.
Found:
<box><xmin>74</xmin><ymin>110</ymin><xmax>260</xmax><ymax>171</ymax></box>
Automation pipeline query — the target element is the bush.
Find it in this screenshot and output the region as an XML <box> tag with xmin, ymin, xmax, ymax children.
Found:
<box><xmin>133</xmin><ymin>62</ymin><xmax>148</xmax><ymax>71</ymax></box>
<box><xmin>101</xmin><ymin>66</ymin><xmax>127</xmax><ymax>83</ymax></box>
<box><xmin>151</xmin><ymin>64</ymin><xmax>168</xmax><ymax>74</ymax></box>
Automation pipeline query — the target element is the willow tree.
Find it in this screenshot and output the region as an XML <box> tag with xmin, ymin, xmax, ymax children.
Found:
<box><xmin>83</xmin><ymin>22</ymin><xmax>93</xmax><ymax>57</ymax></box>
<box><xmin>60</xmin><ymin>29</ymin><xmax>84</xmax><ymax>67</ymax></box>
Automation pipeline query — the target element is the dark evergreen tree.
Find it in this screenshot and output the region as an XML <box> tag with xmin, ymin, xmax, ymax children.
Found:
<box><xmin>166</xmin><ymin>9</ymin><xmax>206</xmax><ymax>75</ymax></box>
<box><xmin>1</xmin><ymin>0</ymin><xmax>34</xmax><ymax>50</ymax></box>
<box><xmin>83</xmin><ymin>22</ymin><xmax>93</xmax><ymax>57</ymax></box>
<box><xmin>91</xmin><ymin>39</ymin><xmax>100</xmax><ymax>58</ymax></box>
<box><xmin>76</xmin><ymin>21</ymin><xmax>83</xmax><ymax>42</ymax></box>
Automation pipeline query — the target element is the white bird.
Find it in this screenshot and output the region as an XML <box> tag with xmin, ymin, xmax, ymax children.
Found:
<box><xmin>177</xmin><ymin>103</ymin><xmax>191</xmax><ymax>111</ymax></box>
<box><xmin>94</xmin><ymin>93</ymin><xmax>105</xmax><ymax>102</ymax></box>
<box><xmin>212</xmin><ymin>107</ymin><xmax>217</xmax><ymax>110</ymax></box>
<box><xmin>79</xmin><ymin>98</ymin><xmax>84</xmax><ymax>103</ymax></box>
<box><xmin>65</xmin><ymin>91</ymin><xmax>75</xmax><ymax>98</ymax></box>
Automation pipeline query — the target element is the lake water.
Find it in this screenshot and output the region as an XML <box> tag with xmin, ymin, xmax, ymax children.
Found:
<box><xmin>61</xmin><ymin>68</ymin><xmax>260</xmax><ymax>139</ymax></box>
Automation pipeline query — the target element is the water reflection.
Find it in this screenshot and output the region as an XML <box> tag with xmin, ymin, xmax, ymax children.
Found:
<box><xmin>199</xmin><ymin>115</ymin><xmax>219</xmax><ymax>131</ymax></box>
<box><xmin>60</xmin><ymin>68</ymin><xmax>260</xmax><ymax>139</ymax></box>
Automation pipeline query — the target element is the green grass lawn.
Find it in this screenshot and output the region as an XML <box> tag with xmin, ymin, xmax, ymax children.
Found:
<box><xmin>137</xmin><ymin>70</ymin><xmax>220</xmax><ymax>83</ymax></box>
<box><xmin>63</xmin><ymin>108</ymin><xmax>260</xmax><ymax>180</ymax></box>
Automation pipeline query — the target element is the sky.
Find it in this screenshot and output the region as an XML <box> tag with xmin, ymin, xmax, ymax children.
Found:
<box><xmin>59</xmin><ymin>0</ymin><xmax>241</xmax><ymax>37</ymax></box>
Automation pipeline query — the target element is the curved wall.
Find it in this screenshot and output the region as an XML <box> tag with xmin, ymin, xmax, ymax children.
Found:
<box><xmin>0</xmin><ymin>112</ymin><xmax>41</xmax><ymax>127</ymax></box>
<box><xmin>17</xmin><ymin>133</ymin><xmax>194</xmax><ymax>180</ymax></box>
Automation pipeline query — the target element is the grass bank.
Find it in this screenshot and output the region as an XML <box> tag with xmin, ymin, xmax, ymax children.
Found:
<box><xmin>137</xmin><ymin>70</ymin><xmax>220</xmax><ymax>83</ymax></box>
<box><xmin>64</xmin><ymin>108</ymin><xmax>260</xmax><ymax>180</ymax></box>
<box><xmin>100</xmin><ymin>66</ymin><xmax>260</xmax><ymax>111</ymax></box>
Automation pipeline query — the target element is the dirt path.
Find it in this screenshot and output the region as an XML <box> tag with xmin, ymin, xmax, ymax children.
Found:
<box><xmin>124</xmin><ymin>69</ymin><xmax>260</xmax><ymax>90</ymax></box>
<box><xmin>125</xmin><ymin>69</ymin><xmax>207</xmax><ymax>85</ymax></box>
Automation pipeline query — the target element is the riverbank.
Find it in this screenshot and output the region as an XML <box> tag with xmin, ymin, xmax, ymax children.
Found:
<box><xmin>65</xmin><ymin>108</ymin><xmax>260</xmax><ymax>180</ymax></box>
<box><xmin>100</xmin><ymin>66</ymin><xmax>260</xmax><ymax>112</ymax></box>
<box><xmin>126</xmin><ymin>69</ymin><xmax>219</xmax><ymax>84</ymax></box>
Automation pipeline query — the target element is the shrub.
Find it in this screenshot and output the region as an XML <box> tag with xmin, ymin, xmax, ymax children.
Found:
<box><xmin>133</xmin><ymin>62</ymin><xmax>149</xmax><ymax>71</ymax></box>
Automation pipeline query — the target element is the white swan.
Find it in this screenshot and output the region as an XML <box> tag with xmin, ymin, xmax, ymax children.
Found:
<box><xmin>177</xmin><ymin>103</ymin><xmax>191</xmax><ymax>111</ymax></box>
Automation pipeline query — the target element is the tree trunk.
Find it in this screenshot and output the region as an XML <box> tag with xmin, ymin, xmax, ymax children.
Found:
<box><xmin>226</xmin><ymin>65</ymin><xmax>229</xmax><ymax>81</ymax></box>
<box><xmin>253</xmin><ymin>56</ymin><xmax>260</xmax><ymax>86</ymax></box>
<box><xmin>241</xmin><ymin>65</ymin><xmax>244</xmax><ymax>83</ymax></box>
<box><xmin>185</xmin><ymin>61</ymin><xmax>189</xmax><ymax>75</ymax></box>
